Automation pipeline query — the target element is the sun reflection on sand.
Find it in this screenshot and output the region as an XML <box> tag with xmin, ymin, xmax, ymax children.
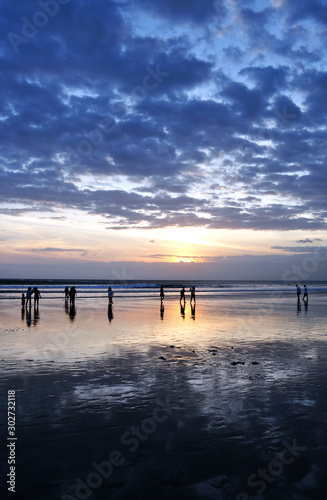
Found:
<box><xmin>1</xmin><ymin>295</ymin><xmax>327</xmax><ymax>373</ymax></box>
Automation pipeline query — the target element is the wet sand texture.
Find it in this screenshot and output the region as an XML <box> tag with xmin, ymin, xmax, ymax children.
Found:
<box><xmin>1</xmin><ymin>295</ymin><xmax>327</xmax><ymax>499</ymax></box>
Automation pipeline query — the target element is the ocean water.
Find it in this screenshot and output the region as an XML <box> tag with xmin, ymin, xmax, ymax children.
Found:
<box><xmin>1</xmin><ymin>279</ymin><xmax>326</xmax><ymax>301</ymax></box>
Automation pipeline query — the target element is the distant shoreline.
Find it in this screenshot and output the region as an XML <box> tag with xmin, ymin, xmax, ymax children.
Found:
<box><xmin>2</xmin><ymin>278</ymin><xmax>327</xmax><ymax>285</ymax></box>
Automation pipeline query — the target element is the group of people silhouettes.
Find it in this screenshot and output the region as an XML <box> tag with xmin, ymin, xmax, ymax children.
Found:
<box><xmin>64</xmin><ymin>286</ymin><xmax>77</xmax><ymax>304</ymax></box>
<box><xmin>22</xmin><ymin>285</ymin><xmax>113</xmax><ymax>308</ymax></box>
<box><xmin>159</xmin><ymin>285</ymin><xmax>196</xmax><ymax>320</ymax></box>
<box><xmin>20</xmin><ymin>284</ymin><xmax>309</xmax><ymax>314</ymax></box>
<box><xmin>21</xmin><ymin>286</ymin><xmax>41</xmax><ymax>308</ymax></box>
<box><xmin>160</xmin><ymin>285</ymin><xmax>196</xmax><ymax>304</ymax></box>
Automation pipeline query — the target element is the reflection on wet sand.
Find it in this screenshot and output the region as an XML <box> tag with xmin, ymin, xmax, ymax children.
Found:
<box><xmin>2</xmin><ymin>339</ymin><xmax>327</xmax><ymax>499</ymax></box>
<box><xmin>22</xmin><ymin>303</ymin><xmax>40</xmax><ymax>327</ymax></box>
<box><xmin>33</xmin><ymin>304</ymin><xmax>40</xmax><ymax>326</ymax></box>
<box><xmin>65</xmin><ymin>297</ymin><xmax>76</xmax><ymax>321</ymax></box>
<box><xmin>190</xmin><ymin>302</ymin><xmax>196</xmax><ymax>320</ymax></box>
<box><xmin>2</xmin><ymin>295</ymin><xmax>327</xmax><ymax>498</ymax></box>
<box><xmin>26</xmin><ymin>304</ymin><xmax>32</xmax><ymax>327</ymax></box>
<box><xmin>297</xmin><ymin>300</ymin><xmax>309</xmax><ymax>315</ymax></box>
<box><xmin>9</xmin><ymin>295</ymin><xmax>327</xmax><ymax>367</ymax></box>
<box><xmin>108</xmin><ymin>304</ymin><xmax>114</xmax><ymax>323</ymax></box>
<box><xmin>69</xmin><ymin>303</ymin><xmax>76</xmax><ymax>321</ymax></box>
<box><xmin>180</xmin><ymin>301</ymin><xmax>185</xmax><ymax>319</ymax></box>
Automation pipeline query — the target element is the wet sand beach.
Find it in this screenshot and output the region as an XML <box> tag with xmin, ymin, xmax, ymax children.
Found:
<box><xmin>1</xmin><ymin>294</ymin><xmax>327</xmax><ymax>499</ymax></box>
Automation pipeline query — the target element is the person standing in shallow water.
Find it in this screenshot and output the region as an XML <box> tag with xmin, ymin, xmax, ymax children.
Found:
<box><xmin>34</xmin><ymin>287</ymin><xmax>41</xmax><ymax>307</ymax></box>
<box><xmin>180</xmin><ymin>286</ymin><xmax>185</xmax><ymax>303</ymax></box>
<box><xmin>108</xmin><ymin>286</ymin><xmax>114</xmax><ymax>304</ymax></box>
<box><xmin>302</xmin><ymin>284</ymin><xmax>308</xmax><ymax>303</ymax></box>
<box><xmin>160</xmin><ymin>286</ymin><xmax>165</xmax><ymax>302</ymax></box>
<box><xmin>108</xmin><ymin>304</ymin><xmax>114</xmax><ymax>323</ymax></box>
<box><xmin>26</xmin><ymin>287</ymin><xmax>32</xmax><ymax>308</ymax></box>
<box><xmin>296</xmin><ymin>284</ymin><xmax>301</xmax><ymax>302</ymax></box>
<box><xmin>69</xmin><ymin>286</ymin><xmax>77</xmax><ymax>305</ymax></box>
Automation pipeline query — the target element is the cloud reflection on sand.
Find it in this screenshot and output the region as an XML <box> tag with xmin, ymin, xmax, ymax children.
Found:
<box><xmin>1</xmin><ymin>295</ymin><xmax>327</xmax><ymax>374</ymax></box>
<box><xmin>1</xmin><ymin>304</ymin><xmax>327</xmax><ymax>498</ymax></box>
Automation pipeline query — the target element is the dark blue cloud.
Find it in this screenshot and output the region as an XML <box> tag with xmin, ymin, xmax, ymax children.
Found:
<box><xmin>297</xmin><ymin>238</ymin><xmax>322</xmax><ymax>244</ymax></box>
<box><xmin>0</xmin><ymin>0</ymin><xmax>326</xmax><ymax>231</ymax></box>
<box><xmin>131</xmin><ymin>0</ymin><xmax>227</xmax><ymax>24</ymax></box>
<box><xmin>282</xmin><ymin>0</ymin><xmax>327</xmax><ymax>25</ymax></box>
<box><xmin>271</xmin><ymin>246</ymin><xmax>325</xmax><ymax>253</ymax></box>
<box><xmin>240</xmin><ymin>66</ymin><xmax>288</xmax><ymax>97</ymax></box>
<box><xmin>235</xmin><ymin>4</ymin><xmax>321</xmax><ymax>62</ymax></box>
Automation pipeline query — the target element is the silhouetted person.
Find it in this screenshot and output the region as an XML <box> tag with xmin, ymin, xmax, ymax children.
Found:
<box><xmin>108</xmin><ymin>286</ymin><xmax>114</xmax><ymax>304</ymax></box>
<box><xmin>21</xmin><ymin>293</ymin><xmax>25</xmax><ymax>308</ymax></box>
<box><xmin>26</xmin><ymin>287</ymin><xmax>32</xmax><ymax>308</ymax></box>
<box><xmin>160</xmin><ymin>302</ymin><xmax>164</xmax><ymax>320</ymax></box>
<box><xmin>191</xmin><ymin>302</ymin><xmax>196</xmax><ymax>320</ymax></box>
<box><xmin>108</xmin><ymin>304</ymin><xmax>114</xmax><ymax>323</ymax></box>
<box><xmin>33</xmin><ymin>287</ymin><xmax>41</xmax><ymax>307</ymax></box>
<box><xmin>160</xmin><ymin>286</ymin><xmax>165</xmax><ymax>302</ymax></box>
<box><xmin>180</xmin><ymin>286</ymin><xmax>185</xmax><ymax>303</ymax></box>
<box><xmin>296</xmin><ymin>284</ymin><xmax>301</xmax><ymax>303</ymax></box>
<box><xmin>32</xmin><ymin>287</ymin><xmax>38</xmax><ymax>304</ymax></box>
<box><xmin>64</xmin><ymin>287</ymin><xmax>69</xmax><ymax>311</ymax></box>
<box><xmin>302</xmin><ymin>285</ymin><xmax>308</xmax><ymax>303</ymax></box>
<box><xmin>69</xmin><ymin>286</ymin><xmax>77</xmax><ymax>305</ymax></box>
<box><xmin>190</xmin><ymin>286</ymin><xmax>196</xmax><ymax>303</ymax></box>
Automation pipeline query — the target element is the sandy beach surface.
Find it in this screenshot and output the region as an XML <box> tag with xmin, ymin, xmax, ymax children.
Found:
<box><xmin>1</xmin><ymin>294</ymin><xmax>327</xmax><ymax>499</ymax></box>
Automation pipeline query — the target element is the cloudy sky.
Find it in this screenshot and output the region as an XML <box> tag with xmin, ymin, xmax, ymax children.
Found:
<box><xmin>1</xmin><ymin>0</ymin><xmax>327</xmax><ymax>280</ymax></box>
